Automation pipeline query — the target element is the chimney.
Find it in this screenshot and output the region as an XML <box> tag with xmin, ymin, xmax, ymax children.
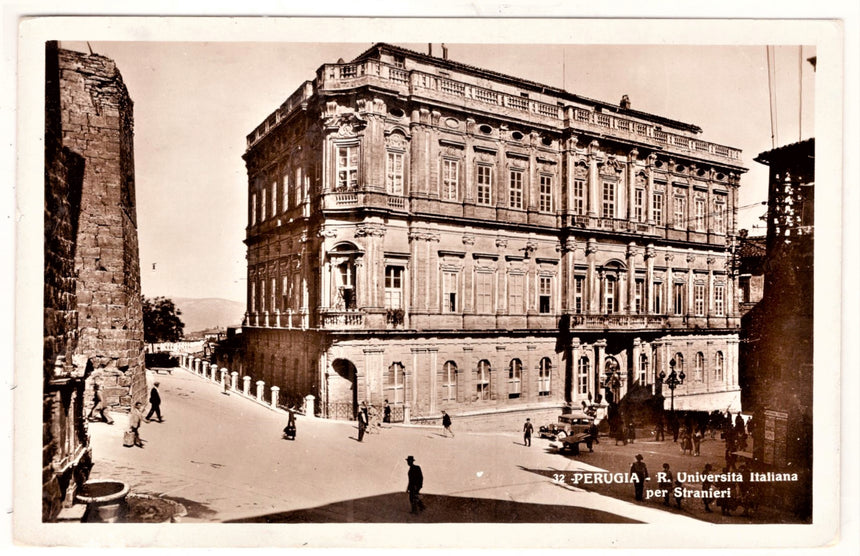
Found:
<box><xmin>441</xmin><ymin>44</ymin><xmax>449</xmax><ymax>60</ymax></box>
<box><xmin>428</xmin><ymin>43</ymin><xmax>433</xmax><ymax>56</ymax></box>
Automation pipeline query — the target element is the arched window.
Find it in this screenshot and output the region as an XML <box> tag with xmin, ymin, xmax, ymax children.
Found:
<box><xmin>695</xmin><ymin>352</ymin><xmax>704</xmax><ymax>381</ymax></box>
<box><xmin>387</xmin><ymin>362</ymin><xmax>405</xmax><ymax>405</ymax></box>
<box><xmin>442</xmin><ymin>361</ymin><xmax>458</xmax><ymax>402</ymax></box>
<box><xmin>538</xmin><ymin>357</ymin><xmax>552</xmax><ymax>396</ymax></box>
<box><xmin>714</xmin><ymin>351</ymin><xmax>724</xmax><ymax>382</ymax></box>
<box><xmin>674</xmin><ymin>353</ymin><xmax>685</xmax><ymax>374</ymax></box>
<box><xmin>577</xmin><ymin>357</ymin><xmax>589</xmax><ymax>395</ymax></box>
<box><xmin>508</xmin><ymin>359</ymin><xmax>522</xmax><ymax>399</ymax></box>
<box><xmin>638</xmin><ymin>353</ymin><xmax>649</xmax><ymax>385</ymax></box>
<box><xmin>476</xmin><ymin>360</ymin><xmax>491</xmax><ymax>401</ymax></box>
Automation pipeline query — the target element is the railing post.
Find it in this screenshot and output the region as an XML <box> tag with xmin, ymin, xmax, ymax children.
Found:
<box><xmin>231</xmin><ymin>371</ymin><xmax>238</xmax><ymax>391</ymax></box>
<box><xmin>256</xmin><ymin>381</ymin><xmax>265</xmax><ymax>401</ymax></box>
<box><xmin>274</xmin><ymin>309</ymin><xmax>281</xmax><ymax>328</ymax></box>
<box><xmin>404</xmin><ymin>402</ymin><xmax>411</xmax><ymax>424</ymax></box>
<box><xmin>219</xmin><ymin>369</ymin><xmax>228</xmax><ymax>390</ymax></box>
<box><xmin>243</xmin><ymin>376</ymin><xmax>251</xmax><ymax>397</ymax></box>
<box><xmin>304</xmin><ymin>395</ymin><xmax>316</xmax><ymax>418</ymax></box>
<box><xmin>271</xmin><ymin>386</ymin><xmax>280</xmax><ymax>409</ymax></box>
<box><xmin>201</xmin><ymin>361</ymin><xmax>209</xmax><ymax>378</ymax></box>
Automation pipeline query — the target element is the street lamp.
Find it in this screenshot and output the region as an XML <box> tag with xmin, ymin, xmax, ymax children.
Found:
<box><xmin>658</xmin><ymin>358</ymin><xmax>686</xmax><ymax>416</ymax></box>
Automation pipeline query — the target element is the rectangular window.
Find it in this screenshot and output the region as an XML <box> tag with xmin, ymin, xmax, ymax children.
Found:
<box><xmin>270</xmin><ymin>277</ymin><xmax>277</xmax><ymax>312</ymax></box>
<box><xmin>714</xmin><ymin>284</ymin><xmax>725</xmax><ymax>316</ymax></box>
<box><xmin>442</xmin><ymin>159</ymin><xmax>459</xmax><ymax>200</ymax></box>
<box><xmin>605</xmin><ymin>278</ymin><xmax>616</xmax><ymax>313</ymax></box>
<box><xmin>714</xmin><ymin>201</ymin><xmax>726</xmax><ymax>234</ymax></box>
<box><xmin>653</xmin><ymin>281</ymin><xmax>663</xmax><ymax>314</ymax></box>
<box><xmin>695</xmin><ymin>198</ymin><xmax>706</xmax><ymax>231</ymax></box>
<box><xmin>634</xmin><ymin>279</ymin><xmax>644</xmax><ymax>313</ymax></box>
<box><xmin>673</xmin><ymin>283</ymin><xmax>685</xmax><ymax>316</ymax></box>
<box><xmin>694</xmin><ymin>283</ymin><xmax>705</xmax><ymax>316</ymax></box>
<box><xmin>336</xmin><ymin>146</ymin><xmax>358</xmax><ymax>190</ymax></box>
<box><xmin>739</xmin><ymin>276</ymin><xmax>751</xmax><ymax>303</ymax></box>
<box><xmin>653</xmin><ymin>192</ymin><xmax>664</xmax><ymax>226</ymax></box>
<box><xmin>282</xmin><ymin>276</ymin><xmax>289</xmax><ymax>310</ymax></box>
<box><xmin>573</xmin><ymin>179</ymin><xmax>585</xmax><ymax>215</ymax></box>
<box><xmin>250</xmin><ymin>281</ymin><xmax>256</xmax><ymax>312</ymax></box>
<box><xmin>674</xmin><ymin>196</ymin><xmax>686</xmax><ymax>229</ymax></box>
<box><xmin>386</xmin><ymin>151</ymin><xmax>404</xmax><ymax>194</ymax></box>
<box><xmin>574</xmin><ymin>276</ymin><xmax>584</xmax><ymax>314</ymax></box>
<box><xmin>477</xmin><ymin>165</ymin><xmax>492</xmax><ymax>205</ymax></box>
<box><xmin>635</xmin><ymin>188</ymin><xmax>645</xmax><ymax>222</ymax></box>
<box><xmin>442</xmin><ymin>271</ymin><xmax>458</xmax><ymax>313</ymax></box>
<box><xmin>509</xmin><ymin>169</ymin><xmax>523</xmax><ymax>209</ymax></box>
<box><xmin>260</xmin><ymin>279</ymin><xmax>266</xmax><ymax>312</ymax></box>
<box><xmin>295</xmin><ymin>166</ymin><xmax>303</xmax><ymax>206</ymax></box>
<box><xmin>261</xmin><ymin>187</ymin><xmax>267</xmax><ymax>221</ymax></box>
<box><xmin>539</xmin><ymin>276</ymin><xmax>552</xmax><ymax>314</ymax></box>
<box><xmin>251</xmin><ymin>192</ymin><xmax>257</xmax><ymax>224</ymax></box>
<box><xmin>577</xmin><ymin>359</ymin><xmax>589</xmax><ymax>395</ymax></box>
<box><xmin>539</xmin><ymin>175</ymin><xmax>553</xmax><ymax>212</ymax></box>
<box><xmin>476</xmin><ymin>273</ymin><xmax>494</xmax><ymax>314</ymax></box>
<box><xmin>283</xmin><ymin>172</ymin><xmax>290</xmax><ymax>210</ymax></box>
<box><xmin>271</xmin><ymin>181</ymin><xmax>278</xmax><ymax>216</ymax></box>
<box><xmin>508</xmin><ymin>274</ymin><xmax>524</xmax><ymax>314</ymax></box>
<box><xmin>385</xmin><ymin>266</ymin><xmax>403</xmax><ymax>309</ymax></box>
<box><xmin>602</xmin><ymin>182</ymin><xmax>615</xmax><ymax>219</ymax></box>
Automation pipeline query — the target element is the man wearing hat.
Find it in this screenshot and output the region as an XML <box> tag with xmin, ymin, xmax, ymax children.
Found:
<box><xmin>145</xmin><ymin>381</ymin><xmax>163</xmax><ymax>423</ymax></box>
<box><xmin>406</xmin><ymin>456</ymin><xmax>425</xmax><ymax>513</ymax></box>
<box><xmin>523</xmin><ymin>418</ymin><xmax>534</xmax><ymax>447</ymax></box>
<box><xmin>630</xmin><ymin>454</ymin><xmax>649</xmax><ymax>501</ymax></box>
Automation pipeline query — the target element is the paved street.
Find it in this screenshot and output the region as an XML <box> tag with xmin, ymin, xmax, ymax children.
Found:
<box><xmin>88</xmin><ymin>367</ymin><xmax>717</xmax><ymax>524</ymax></box>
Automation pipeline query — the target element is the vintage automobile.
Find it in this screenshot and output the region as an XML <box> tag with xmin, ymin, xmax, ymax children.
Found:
<box><xmin>542</xmin><ymin>411</ymin><xmax>598</xmax><ymax>455</ymax></box>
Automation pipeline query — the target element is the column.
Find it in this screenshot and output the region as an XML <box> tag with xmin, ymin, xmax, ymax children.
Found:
<box><xmin>626</xmin><ymin>243</ymin><xmax>637</xmax><ymax>314</ymax></box>
<box><xmin>665</xmin><ymin>252</ymin><xmax>674</xmax><ymax>315</ymax></box>
<box><xmin>587</xmin><ymin>140</ymin><xmax>600</xmax><ymax>217</ymax></box>
<box><xmin>645</xmin><ymin>244</ymin><xmax>656</xmax><ymax>314</ymax></box>
<box><xmin>595</xmin><ymin>340</ymin><xmax>606</xmax><ymax>400</ymax></box>
<box><xmin>429</xmin><ymin>348</ymin><xmax>438</xmax><ymax>414</ymax></box>
<box><xmin>586</xmin><ymin>239</ymin><xmax>598</xmax><ymax>313</ymax></box>
<box><xmin>646</xmin><ymin>154</ymin><xmax>656</xmax><ymax>224</ymax></box>
<box><xmin>627</xmin><ymin>149</ymin><xmax>638</xmax><ymax>221</ymax></box>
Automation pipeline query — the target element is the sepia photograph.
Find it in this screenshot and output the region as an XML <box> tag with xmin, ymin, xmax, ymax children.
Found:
<box><xmin>10</xmin><ymin>13</ymin><xmax>852</xmax><ymax>550</ymax></box>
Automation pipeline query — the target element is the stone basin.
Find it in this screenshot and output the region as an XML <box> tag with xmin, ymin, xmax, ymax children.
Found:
<box><xmin>76</xmin><ymin>480</ymin><xmax>130</xmax><ymax>523</ymax></box>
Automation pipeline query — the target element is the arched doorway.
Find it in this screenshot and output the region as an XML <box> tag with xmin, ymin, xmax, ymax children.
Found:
<box><xmin>329</xmin><ymin>358</ymin><xmax>358</xmax><ymax>420</ymax></box>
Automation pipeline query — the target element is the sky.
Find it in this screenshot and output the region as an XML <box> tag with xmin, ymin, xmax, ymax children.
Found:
<box><xmin>59</xmin><ymin>40</ymin><xmax>816</xmax><ymax>304</ymax></box>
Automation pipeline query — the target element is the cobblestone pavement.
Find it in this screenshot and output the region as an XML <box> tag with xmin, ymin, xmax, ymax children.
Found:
<box><xmin>87</xmin><ymin>367</ymin><xmax>705</xmax><ymax>526</ymax></box>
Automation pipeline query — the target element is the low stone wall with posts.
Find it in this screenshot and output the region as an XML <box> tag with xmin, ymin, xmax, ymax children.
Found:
<box><xmin>175</xmin><ymin>353</ymin><xmax>316</xmax><ymax>417</ymax></box>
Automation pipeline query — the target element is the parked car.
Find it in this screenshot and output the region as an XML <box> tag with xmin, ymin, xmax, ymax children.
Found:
<box><xmin>544</xmin><ymin>411</ymin><xmax>598</xmax><ymax>455</ymax></box>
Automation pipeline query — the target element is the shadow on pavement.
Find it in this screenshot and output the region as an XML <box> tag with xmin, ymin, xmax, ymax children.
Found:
<box><xmin>225</xmin><ymin>492</ymin><xmax>640</xmax><ymax>523</ymax></box>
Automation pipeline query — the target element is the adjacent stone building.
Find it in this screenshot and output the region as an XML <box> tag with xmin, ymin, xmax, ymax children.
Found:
<box><xmin>239</xmin><ymin>43</ymin><xmax>746</xmax><ymax>429</ymax></box>
<box><xmin>42</xmin><ymin>42</ymin><xmax>145</xmax><ymax>520</ymax></box>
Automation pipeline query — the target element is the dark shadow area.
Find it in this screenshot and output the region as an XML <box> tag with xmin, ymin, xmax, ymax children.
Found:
<box><xmin>226</xmin><ymin>491</ymin><xmax>640</xmax><ymax>524</ymax></box>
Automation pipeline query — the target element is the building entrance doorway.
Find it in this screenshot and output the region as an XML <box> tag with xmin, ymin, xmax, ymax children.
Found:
<box><xmin>328</xmin><ymin>359</ymin><xmax>358</xmax><ymax>420</ymax></box>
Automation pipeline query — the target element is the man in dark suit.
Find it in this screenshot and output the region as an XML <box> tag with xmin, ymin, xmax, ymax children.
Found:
<box><xmin>406</xmin><ymin>456</ymin><xmax>425</xmax><ymax>513</ymax></box>
<box><xmin>357</xmin><ymin>401</ymin><xmax>368</xmax><ymax>441</ymax></box>
<box><xmin>145</xmin><ymin>381</ymin><xmax>163</xmax><ymax>422</ymax></box>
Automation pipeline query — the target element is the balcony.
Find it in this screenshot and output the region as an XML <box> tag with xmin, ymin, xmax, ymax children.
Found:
<box><xmin>322</xmin><ymin>189</ymin><xmax>409</xmax><ymax>212</ymax></box>
<box><xmin>570</xmin><ymin>314</ymin><xmax>668</xmax><ymax>330</ymax></box>
<box><xmin>319</xmin><ymin>309</ymin><xmax>365</xmax><ymax>329</ymax></box>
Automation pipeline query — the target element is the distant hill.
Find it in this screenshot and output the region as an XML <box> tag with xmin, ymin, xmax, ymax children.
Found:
<box><xmin>170</xmin><ymin>297</ymin><xmax>245</xmax><ymax>334</ymax></box>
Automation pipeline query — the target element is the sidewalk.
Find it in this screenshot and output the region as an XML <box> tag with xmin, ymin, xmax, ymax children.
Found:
<box><xmin>87</xmin><ymin>366</ymin><xmax>701</xmax><ymax>525</ymax></box>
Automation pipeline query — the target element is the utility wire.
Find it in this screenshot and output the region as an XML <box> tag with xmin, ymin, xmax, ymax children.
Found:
<box><xmin>766</xmin><ymin>46</ymin><xmax>779</xmax><ymax>149</ymax></box>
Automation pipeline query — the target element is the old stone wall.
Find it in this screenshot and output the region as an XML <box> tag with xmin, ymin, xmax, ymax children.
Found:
<box><xmin>57</xmin><ymin>48</ymin><xmax>146</xmax><ymax>411</ymax></box>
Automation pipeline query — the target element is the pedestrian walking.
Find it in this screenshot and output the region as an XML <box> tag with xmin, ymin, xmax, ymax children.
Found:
<box><xmin>655</xmin><ymin>415</ymin><xmax>665</xmax><ymax>441</ymax></box>
<box><xmin>367</xmin><ymin>403</ymin><xmax>380</xmax><ymax>434</ymax></box>
<box><xmin>630</xmin><ymin>454</ymin><xmax>649</xmax><ymax>501</ymax></box>
<box><xmin>658</xmin><ymin>463</ymin><xmax>673</xmax><ymax>506</ymax></box>
<box><xmin>357</xmin><ymin>402</ymin><xmax>368</xmax><ymax>441</ymax></box>
<box><xmin>441</xmin><ymin>410</ymin><xmax>454</xmax><ymax>438</ymax></box>
<box><xmin>692</xmin><ymin>429</ymin><xmax>702</xmax><ymax>456</ymax></box>
<box><xmin>87</xmin><ymin>384</ymin><xmax>114</xmax><ymax>424</ymax></box>
<box><xmin>383</xmin><ymin>399</ymin><xmax>391</xmax><ymax>424</ymax></box>
<box><xmin>701</xmin><ymin>463</ymin><xmax>714</xmax><ymax>512</ymax></box>
<box><xmin>145</xmin><ymin>381</ymin><xmax>162</xmax><ymax>422</ymax></box>
<box><xmin>627</xmin><ymin>421</ymin><xmax>636</xmax><ymax>444</ymax></box>
<box><xmin>406</xmin><ymin>455</ymin><xmax>425</xmax><ymax>514</ymax></box>
<box><xmin>671</xmin><ymin>415</ymin><xmax>680</xmax><ymax>443</ymax></box>
<box><xmin>283</xmin><ymin>408</ymin><xmax>296</xmax><ymax>440</ymax></box>
<box><xmin>523</xmin><ymin>418</ymin><xmax>534</xmax><ymax>446</ymax></box>
<box><xmin>127</xmin><ymin>401</ymin><xmax>144</xmax><ymax>448</ymax></box>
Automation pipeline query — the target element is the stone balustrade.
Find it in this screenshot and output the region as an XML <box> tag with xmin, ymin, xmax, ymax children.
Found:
<box><xmin>175</xmin><ymin>354</ymin><xmax>316</xmax><ymax>420</ymax></box>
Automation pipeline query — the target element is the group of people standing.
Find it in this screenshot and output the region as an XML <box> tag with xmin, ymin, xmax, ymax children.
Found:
<box><xmin>357</xmin><ymin>400</ymin><xmax>395</xmax><ymax>441</ymax></box>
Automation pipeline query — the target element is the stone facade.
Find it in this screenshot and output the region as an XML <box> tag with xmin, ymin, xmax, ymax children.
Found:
<box><xmin>240</xmin><ymin>43</ymin><xmax>746</xmax><ymax>429</ymax></box>
<box><xmin>42</xmin><ymin>43</ymin><xmax>144</xmax><ymax>521</ymax></box>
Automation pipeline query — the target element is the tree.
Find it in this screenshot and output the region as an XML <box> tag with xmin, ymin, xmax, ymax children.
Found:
<box><xmin>142</xmin><ymin>296</ymin><xmax>185</xmax><ymax>344</ymax></box>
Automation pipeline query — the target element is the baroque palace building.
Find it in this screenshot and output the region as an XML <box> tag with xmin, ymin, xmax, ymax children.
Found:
<box><xmin>240</xmin><ymin>43</ymin><xmax>746</xmax><ymax>427</ymax></box>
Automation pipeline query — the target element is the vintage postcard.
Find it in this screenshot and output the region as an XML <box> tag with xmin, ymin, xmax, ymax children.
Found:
<box><xmin>12</xmin><ymin>14</ymin><xmax>849</xmax><ymax>550</ymax></box>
